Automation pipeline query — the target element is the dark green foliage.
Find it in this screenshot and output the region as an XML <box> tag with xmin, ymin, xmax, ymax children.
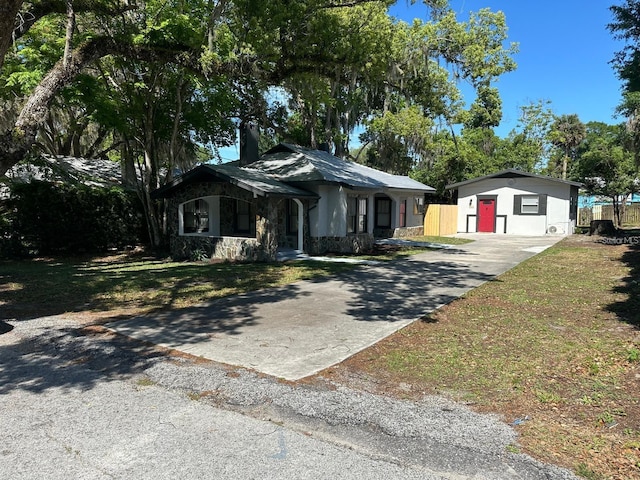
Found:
<box><xmin>2</xmin><ymin>181</ymin><xmax>146</xmax><ymax>256</ymax></box>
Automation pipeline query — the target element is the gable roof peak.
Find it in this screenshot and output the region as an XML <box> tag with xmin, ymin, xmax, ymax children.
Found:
<box><xmin>446</xmin><ymin>169</ymin><xmax>583</xmax><ymax>190</ymax></box>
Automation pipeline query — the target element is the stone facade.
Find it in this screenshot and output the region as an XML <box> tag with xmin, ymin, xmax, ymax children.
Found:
<box><xmin>308</xmin><ymin>233</ymin><xmax>374</xmax><ymax>255</ymax></box>
<box><xmin>173</xmin><ymin>235</ymin><xmax>262</xmax><ymax>262</ymax></box>
<box><xmin>392</xmin><ymin>225</ymin><xmax>424</xmax><ymax>238</ymax></box>
<box><xmin>166</xmin><ymin>182</ymin><xmax>278</xmax><ymax>262</ymax></box>
<box><xmin>373</xmin><ymin>226</ymin><xmax>424</xmax><ymax>240</ymax></box>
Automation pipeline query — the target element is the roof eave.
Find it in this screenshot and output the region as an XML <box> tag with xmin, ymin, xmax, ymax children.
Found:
<box><xmin>445</xmin><ymin>169</ymin><xmax>583</xmax><ymax>190</ymax></box>
<box><xmin>151</xmin><ymin>164</ymin><xmax>318</xmax><ymax>200</ymax></box>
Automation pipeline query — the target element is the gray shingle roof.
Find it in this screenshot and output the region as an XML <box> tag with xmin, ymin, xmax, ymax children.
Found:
<box><xmin>151</xmin><ymin>163</ymin><xmax>317</xmax><ymax>199</ymax></box>
<box><xmin>152</xmin><ymin>143</ymin><xmax>435</xmax><ymax>199</ymax></box>
<box><xmin>249</xmin><ymin>144</ymin><xmax>435</xmax><ymax>192</ymax></box>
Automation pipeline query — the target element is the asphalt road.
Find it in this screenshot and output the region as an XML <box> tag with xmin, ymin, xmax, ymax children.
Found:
<box><xmin>1</xmin><ymin>313</ymin><xmax>579</xmax><ymax>479</ymax></box>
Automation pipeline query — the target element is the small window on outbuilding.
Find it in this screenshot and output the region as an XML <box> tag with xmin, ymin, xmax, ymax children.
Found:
<box><xmin>521</xmin><ymin>196</ymin><xmax>539</xmax><ymax>214</ymax></box>
<box><xmin>513</xmin><ymin>194</ymin><xmax>547</xmax><ymax>215</ymax></box>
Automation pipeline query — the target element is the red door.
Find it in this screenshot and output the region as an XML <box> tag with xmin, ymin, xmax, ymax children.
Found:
<box><xmin>478</xmin><ymin>198</ymin><xmax>496</xmax><ymax>232</ymax></box>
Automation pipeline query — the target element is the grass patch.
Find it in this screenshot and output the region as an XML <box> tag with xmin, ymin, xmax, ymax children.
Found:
<box><xmin>406</xmin><ymin>235</ymin><xmax>474</xmax><ymax>246</ymax></box>
<box><xmin>135</xmin><ymin>377</ymin><xmax>156</xmax><ymax>387</ymax></box>
<box><xmin>0</xmin><ymin>236</ymin><xmax>463</xmax><ymax>321</ymax></box>
<box><xmin>0</xmin><ymin>252</ymin><xmax>357</xmax><ymax>321</ymax></box>
<box><xmin>357</xmin><ymin>235</ymin><xmax>474</xmax><ymax>261</ymax></box>
<box><xmin>325</xmin><ymin>236</ymin><xmax>640</xmax><ymax>479</ymax></box>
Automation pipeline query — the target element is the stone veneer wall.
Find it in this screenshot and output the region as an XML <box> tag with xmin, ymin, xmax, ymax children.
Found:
<box><xmin>255</xmin><ymin>199</ymin><xmax>278</xmax><ymax>261</ymax></box>
<box><xmin>373</xmin><ymin>228</ymin><xmax>394</xmax><ymax>239</ymax></box>
<box><xmin>392</xmin><ymin>225</ymin><xmax>424</xmax><ymax>238</ymax></box>
<box><xmin>166</xmin><ymin>181</ymin><xmax>278</xmax><ymax>262</ymax></box>
<box><xmin>308</xmin><ymin>233</ymin><xmax>374</xmax><ymax>255</ymax></box>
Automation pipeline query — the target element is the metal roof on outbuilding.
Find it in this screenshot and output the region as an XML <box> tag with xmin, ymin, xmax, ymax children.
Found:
<box><xmin>445</xmin><ymin>169</ymin><xmax>583</xmax><ymax>190</ymax></box>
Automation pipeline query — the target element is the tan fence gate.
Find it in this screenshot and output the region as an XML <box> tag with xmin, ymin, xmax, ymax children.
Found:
<box><xmin>424</xmin><ymin>204</ymin><xmax>458</xmax><ymax>236</ymax></box>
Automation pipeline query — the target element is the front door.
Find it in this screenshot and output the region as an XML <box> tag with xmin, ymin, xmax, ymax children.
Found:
<box><xmin>478</xmin><ymin>198</ymin><xmax>496</xmax><ymax>232</ymax></box>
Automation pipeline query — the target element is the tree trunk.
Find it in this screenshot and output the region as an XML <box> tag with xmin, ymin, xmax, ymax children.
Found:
<box><xmin>0</xmin><ymin>38</ymin><xmax>108</xmax><ymax>176</ymax></box>
<box><xmin>562</xmin><ymin>143</ymin><xmax>571</xmax><ymax>180</ymax></box>
<box><xmin>589</xmin><ymin>220</ymin><xmax>616</xmax><ymax>236</ymax></box>
<box><xmin>611</xmin><ymin>195</ymin><xmax>628</xmax><ymax>228</ymax></box>
<box><xmin>139</xmin><ymin>149</ymin><xmax>162</xmax><ymax>249</ymax></box>
<box><xmin>0</xmin><ymin>36</ymin><xmax>199</xmax><ymax>177</ymax></box>
<box><xmin>0</xmin><ymin>0</ymin><xmax>23</xmax><ymax>71</ymax></box>
<box><xmin>64</xmin><ymin>0</ymin><xmax>76</xmax><ymax>68</ymax></box>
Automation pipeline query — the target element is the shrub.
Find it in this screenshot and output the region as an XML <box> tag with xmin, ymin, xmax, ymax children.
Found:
<box><xmin>2</xmin><ymin>180</ymin><xmax>147</xmax><ymax>256</ymax></box>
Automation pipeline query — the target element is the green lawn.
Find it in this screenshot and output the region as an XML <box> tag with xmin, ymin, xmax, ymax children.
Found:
<box><xmin>0</xmin><ymin>235</ymin><xmax>464</xmax><ymax>321</ymax></box>
<box><xmin>325</xmin><ymin>236</ymin><xmax>640</xmax><ymax>479</ymax></box>
<box><xmin>0</xmin><ymin>254</ymin><xmax>353</xmax><ymax>320</ymax></box>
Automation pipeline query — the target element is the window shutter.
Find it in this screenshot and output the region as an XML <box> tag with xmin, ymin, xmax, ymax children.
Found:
<box><xmin>539</xmin><ymin>194</ymin><xmax>547</xmax><ymax>215</ymax></box>
<box><xmin>513</xmin><ymin>195</ymin><xmax>522</xmax><ymax>215</ymax></box>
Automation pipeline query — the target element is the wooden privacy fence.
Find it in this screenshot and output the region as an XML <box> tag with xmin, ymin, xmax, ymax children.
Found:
<box><xmin>578</xmin><ymin>204</ymin><xmax>640</xmax><ymax>226</ymax></box>
<box><xmin>424</xmin><ymin>204</ymin><xmax>458</xmax><ymax>236</ymax></box>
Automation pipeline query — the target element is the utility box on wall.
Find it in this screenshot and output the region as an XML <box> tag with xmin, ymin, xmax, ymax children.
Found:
<box><xmin>424</xmin><ymin>204</ymin><xmax>458</xmax><ymax>236</ymax></box>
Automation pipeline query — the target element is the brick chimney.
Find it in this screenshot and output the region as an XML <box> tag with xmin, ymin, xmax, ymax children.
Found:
<box><xmin>239</xmin><ymin>121</ymin><xmax>259</xmax><ymax>166</ymax></box>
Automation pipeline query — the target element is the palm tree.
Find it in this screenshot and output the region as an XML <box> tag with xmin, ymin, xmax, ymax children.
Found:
<box><xmin>549</xmin><ymin>114</ymin><xmax>586</xmax><ymax>179</ymax></box>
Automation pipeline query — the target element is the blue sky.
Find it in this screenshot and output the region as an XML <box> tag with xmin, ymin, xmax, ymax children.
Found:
<box><xmin>390</xmin><ymin>0</ymin><xmax>625</xmax><ymax>136</ymax></box>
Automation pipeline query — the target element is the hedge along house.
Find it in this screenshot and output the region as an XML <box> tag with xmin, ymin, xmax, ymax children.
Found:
<box><xmin>446</xmin><ymin>169</ymin><xmax>582</xmax><ymax>236</ymax></box>
<box><xmin>153</xmin><ymin>137</ymin><xmax>435</xmax><ymax>262</ymax></box>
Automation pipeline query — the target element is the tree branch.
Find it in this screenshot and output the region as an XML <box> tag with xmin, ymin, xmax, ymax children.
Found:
<box><xmin>318</xmin><ymin>0</ymin><xmax>387</xmax><ymax>9</ymax></box>
<box><xmin>0</xmin><ymin>0</ymin><xmax>24</xmax><ymax>71</ymax></box>
<box><xmin>10</xmin><ymin>0</ymin><xmax>137</xmax><ymax>45</ymax></box>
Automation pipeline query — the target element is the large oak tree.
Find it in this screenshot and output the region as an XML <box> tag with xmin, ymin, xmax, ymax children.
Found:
<box><xmin>0</xmin><ymin>0</ymin><xmax>394</xmax><ymax>176</ymax></box>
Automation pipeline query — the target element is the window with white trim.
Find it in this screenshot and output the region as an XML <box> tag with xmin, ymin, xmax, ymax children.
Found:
<box><xmin>413</xmin><ymin>196</ymin><xmax>425</xmax><ymax>215</ymax></box>
<box><xmin>513</xmin><ymin>194</ymin><xmax>547</xmax><ymax>215</ymax></box>
<box><xmin>521</xmin><ymin>196</ymin><xmax>539</xmax><ymax>214</ymax></box>
<box><xmin>183</xmin><ymin>198</ymin><xmax>210</xmax><ymax>234</ymax></box>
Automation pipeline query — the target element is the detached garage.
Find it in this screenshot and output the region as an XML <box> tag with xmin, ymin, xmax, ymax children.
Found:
<box><xmin>446</xmin><ymin>169</ymin><xmax>582</xmax><ymax>236</ymax></box>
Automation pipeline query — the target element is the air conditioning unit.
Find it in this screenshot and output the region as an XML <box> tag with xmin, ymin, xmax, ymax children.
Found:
<box><xmin>547</xmin><ymin>224</ymin><xmax>565</xmax><ymax>235</ymax></box>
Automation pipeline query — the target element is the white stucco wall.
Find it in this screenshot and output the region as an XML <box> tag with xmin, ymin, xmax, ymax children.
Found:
<box><xmin>383</xmin><ymin>192</ymin><xmax>424</xmax><ymax>229</ymax></box>
<box><xmin>308</xmin><ymin>185</ymin><xmax>348</xmax><ymax>237</ymax></box>
<box><xmin>309</xmin><ymin>186</ymin><xmax>426</xmax><ymax>236</ymax></box>
<box><xmin>456</xmin><ymin>177</ymin><xmax>574</xmax><ymax>235</ymax></box>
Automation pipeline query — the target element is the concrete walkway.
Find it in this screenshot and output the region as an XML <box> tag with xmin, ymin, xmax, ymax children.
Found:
<box><xmin>107</xmin><ymin>234</ymin><xmax>564</xmax><ymax>381</ymax></box>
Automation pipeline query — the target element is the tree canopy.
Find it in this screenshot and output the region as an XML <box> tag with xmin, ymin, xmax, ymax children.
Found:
<box><xmin>573</xmin><ymin>121</ymin><xmax>638</xmax><ymax>226</ymax></box>
<box><xmin>0</xmin><ymin>0</ymin><xmax>522</xmax><ymax>244</ymax></box>
<box><xmin>1</xmin><ymin>1</ymin><xmax>520</xmax><ymax>170</ymax></box>
<box><xmin>609</xmin><ymin>0</ymin><xmax>640</xmax><ymax>164</ymax></box>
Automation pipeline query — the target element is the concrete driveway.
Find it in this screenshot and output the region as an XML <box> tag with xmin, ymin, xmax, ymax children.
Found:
<box><xmin>107</xmin><ymin>234</ymin><xmax>563</xmax><ymax>381</ymax></box>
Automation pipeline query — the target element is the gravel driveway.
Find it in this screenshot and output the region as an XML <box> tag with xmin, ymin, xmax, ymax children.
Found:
<box><xmin>0</xmin><ymin>315</ymin><xmax>579</xmax><ymax>479</ymax></box>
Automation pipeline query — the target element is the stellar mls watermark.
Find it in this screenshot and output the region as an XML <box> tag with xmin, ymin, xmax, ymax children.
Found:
<box><xmin>598</xmin><ymin>236</ymin><xmax>640</xmax><ymax>245</ymax></box>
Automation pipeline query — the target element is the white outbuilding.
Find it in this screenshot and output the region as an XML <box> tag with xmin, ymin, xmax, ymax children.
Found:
<box><xmin>446</xmin><ymin>169</ymin><xmax>582</xmax><ymax>236</ymax></box>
